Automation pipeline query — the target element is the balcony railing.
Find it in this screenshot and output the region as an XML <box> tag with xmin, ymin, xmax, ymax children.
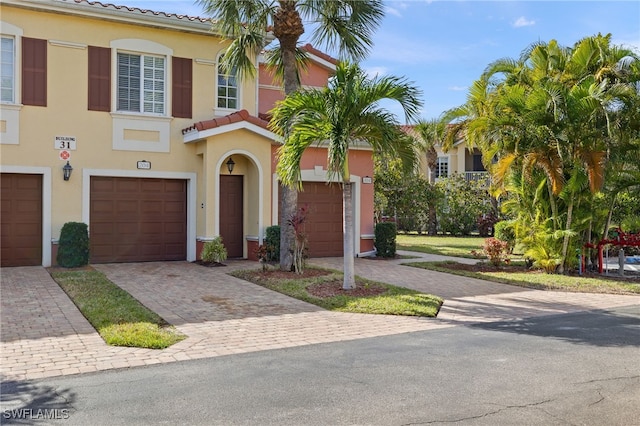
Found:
<box><xmin>465</xmin><ymin>171</ymin><xmax>490</xmax><ymax>185</ymax></box>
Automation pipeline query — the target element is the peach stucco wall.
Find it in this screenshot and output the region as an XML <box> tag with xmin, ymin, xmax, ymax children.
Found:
<box><xmin>270</xmin><ymin>145</ymin><xmax>375</xmax><ymax>246</ymax></box>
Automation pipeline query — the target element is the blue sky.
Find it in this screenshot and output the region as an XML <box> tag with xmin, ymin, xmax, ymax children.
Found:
<box><xmin>133</xmin><ymin>1</ymin><xmax>639</xmax><ymax>121</ymax></box>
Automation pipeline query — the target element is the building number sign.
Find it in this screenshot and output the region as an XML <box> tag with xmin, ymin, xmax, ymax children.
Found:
<box><xmin>54</xmin><ymin>136</ymin><xmax>77</xmax><ymax>150</ymax></box>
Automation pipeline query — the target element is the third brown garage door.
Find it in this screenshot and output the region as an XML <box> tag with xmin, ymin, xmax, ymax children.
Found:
<box><xmin>297</xmin><ymin>182</ymin><xmax>343</xmax><ymax>257</ymax></box>
<box><xmin>90</xmin><ymin>177</ymin><xmax>187</xmax><ymax>263</ymax></box>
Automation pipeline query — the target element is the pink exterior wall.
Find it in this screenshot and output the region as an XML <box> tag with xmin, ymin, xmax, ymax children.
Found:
<box><xmin>261</xmin><ymin>48</ymin><xmax>375</xmax><ymax>254</ymax></box>
<box><xmin>270</xmin><ymin>146</ymin><xmax>375</xmax><ymax>248</ymax></box>
<box><xmin>258</xmin><ymin>58</ymin><xmax>333</xmax><ymax>116</ymax></box>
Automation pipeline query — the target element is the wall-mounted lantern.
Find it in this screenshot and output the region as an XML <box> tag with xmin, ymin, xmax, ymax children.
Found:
<box><xmin>226</xmin><ymin>156</ymin><xmax>235</xmax><ymax>174</ymax></box>
<box><xmin>63</xmin><ymin>161</ymin><xmax>73</xmax><ymax>181</ymax></box>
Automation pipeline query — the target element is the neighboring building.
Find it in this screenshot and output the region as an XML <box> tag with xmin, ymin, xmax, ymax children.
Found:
<box><xmin>419</xmin><ymin>140</ymin><xmax>489</xmax><ymax>184</ymax></box>
<box><xmin>0</xmin><ymin>0</ymin><xmax>375</xmax><ymax>267</ymax></box>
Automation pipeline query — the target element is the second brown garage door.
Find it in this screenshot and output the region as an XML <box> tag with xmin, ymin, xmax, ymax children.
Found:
<box><xmin>297</xmin><ymin>182</ymin><xmax>343</xmax><ymax>257</ymax></box>
<box><xmin>90</xmin><ymin>177</ymin><xmax>187</xmax><ymax>263</ymax></box>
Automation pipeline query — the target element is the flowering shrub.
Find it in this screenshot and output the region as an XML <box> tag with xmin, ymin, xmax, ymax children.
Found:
<box><xmin>254</xmin><ymin>244</ymin><xmax>269</xmax><ymax>270</ymax></box>
<box><xmin>482</xmin><ymin>237</ymin><xmax>510</xmax><ymax>267</ymax></box>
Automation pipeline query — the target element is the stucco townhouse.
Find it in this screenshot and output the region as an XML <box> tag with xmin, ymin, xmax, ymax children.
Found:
<box><xmin>0</xmin><ymin>0</ymin><xmax>376</xmax><ymax>267</ymax></box>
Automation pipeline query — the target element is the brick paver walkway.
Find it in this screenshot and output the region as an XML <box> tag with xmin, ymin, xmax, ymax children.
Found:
<box><xmin>1</xmin><ymin>253</ymin><xmax>638</xmax><ymax>381</ymax></box>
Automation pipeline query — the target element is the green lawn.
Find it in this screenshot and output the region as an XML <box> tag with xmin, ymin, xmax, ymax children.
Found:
<box><xmin>50</xmin><ymin>269</ymin><xmax>186</xmax><ymax>349</ymax></box>
<box><xmin>396</xmin><ymin>234</ymin><xmax>486</xmax><ymax>258</ymax></box>
<box><xmin>231</xmin><ymin>268</ymin><xmax>443</xmax><ymax>317</ymax></box>
<box><xmin>406</xmin><ymin>261</ymin><xmax>640</xmax><ymax>295</ymax></box>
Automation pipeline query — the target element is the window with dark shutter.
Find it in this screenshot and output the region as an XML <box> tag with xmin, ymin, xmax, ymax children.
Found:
<box><xmin>172</xmin><ymin>57</ymin><xmax>192</xmax><ymax>118</ymax></box>
<box><xmin>22</xmin><ymin>37</ymin><xmax>47</xmax><ymax>106</ymax></box>
<box><xmin>88</xmin><ymin>46</ymin><xmax>111</xmax><ymax>111</ymax></box>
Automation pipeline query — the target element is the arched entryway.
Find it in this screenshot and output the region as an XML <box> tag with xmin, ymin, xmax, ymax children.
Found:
<box><xmin>215</xmin><ymin>150</ymin><xmax>264</xmax><ymax>259</ymax></box>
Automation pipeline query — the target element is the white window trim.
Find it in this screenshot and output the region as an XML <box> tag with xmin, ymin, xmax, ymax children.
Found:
<box><xmin>0</xmin><ymin>21</ymin><xmax>23</xmax><ymax>106</ymax></box>
<box><xmin>436</xmin><ymin>156</ymin><xmax>449</xmax><ymax>179</ymax></box>
<box><xmin>110</xmin><ymin>39</ymin><xmax>173</xmax><ymax>117</ymax></box>
<box><xmin>216</xmin><ymin>52</ymin><xmax>241</xmax><ymax>113</ymax></box>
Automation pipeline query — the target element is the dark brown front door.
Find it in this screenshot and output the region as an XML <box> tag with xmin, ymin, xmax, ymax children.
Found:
<box><xmin>90</xmin><ymin>177</ymin><xmax>187</xmax><ymax>263</ymax></box>
<box><xmin>297</xmin><ymin>182</ymin><xmax>343</xmax><ymax>257</ymax></box>
<box><xmin>219</xmin><ymin>175</ymin><xmax>243</xmax><ymax>258</ymax></box>
<box><xmin>1</xmin><ymin>173</ymin><xmax>42</xmax><ymax>267</ymax></box>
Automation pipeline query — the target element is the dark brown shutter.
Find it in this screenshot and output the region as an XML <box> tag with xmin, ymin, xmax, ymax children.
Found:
<box><xmin>172</xmin><ymin>57</ymin><xmax>192</xmax><ymax>118</ymax></box>
<box><xmin>22</xmin><ymin>37</ymin><xmax>47</xmax><ymax>106</ymax></box>
<box><xmin>88</xmin><ymin>46</ymin><xmax>111</xmax><ymax>111</ymax></box>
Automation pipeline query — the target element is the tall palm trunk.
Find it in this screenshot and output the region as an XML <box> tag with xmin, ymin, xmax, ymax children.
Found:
<box><xmin>546</xmin><ymin>178</ymin><xmax>559</xmax><ymax>232</ymax></box>
<box><xmin>426</xmin><ymin>148</ymin><xmax>438</xmax><ymax>235</ymax></box>
<box><xmin>559</xmin><ymin>195</ymin><xmax>574</xmax><ymax>274</ymax></box>
<box><xmin>274</xmin><ymin>1</ymin><xmax>304</xmax><ymax>271</ymax></box>
<box><xmin>343</xmin><ymin>181</ymin><xmax>355</xmax><ymax>289</ymax></box>
<box><xmin>601</xmin><ymin>193</ymin><xmax>617</xmax><ymax>242</ymax></box>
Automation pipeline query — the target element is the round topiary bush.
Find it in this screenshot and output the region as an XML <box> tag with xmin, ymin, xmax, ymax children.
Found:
<box><xmin>375</xmin><ymin>221</ymin><xmax>397</xmax><ymax>258</ymax></box>
<box><xmin>57</xmin><ymin>222</ymin><xmax>90</xmax><ymax>267</ymax></box>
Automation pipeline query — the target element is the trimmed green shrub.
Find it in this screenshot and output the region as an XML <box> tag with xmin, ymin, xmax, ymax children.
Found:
<box><xmin>494</xmin><ymin>220</ymin><xmax>516</xmax><ymax>252</ymax></box>
<box><xmin>435</xmin><ymin>175</ymin><xmax>492</xmax><ymax>236</ymax></box>
<box><xmin>57</xmin><ymin>222</ymin><xmax>89</xmax><ymax>268</ymax></box>
<box><xmin>201</xmin><ymin>236</ymin><xmax>227</xmax><ymax>263</ymax></box>
<box><xmin>265</xmin><ymin>225</ymin><xmax>280</xmax><ymax>261</ymax></box>
<box><xmin>375</xmin><ymin>222</ymin><xmax>397</xmax><ymax>258</ymax></box>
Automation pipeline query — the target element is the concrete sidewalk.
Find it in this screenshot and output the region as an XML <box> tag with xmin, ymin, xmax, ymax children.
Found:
<box><xmin>1</xmin><ymin>254</ymin><xmax>638</xmax><ymax>381</ymax></box>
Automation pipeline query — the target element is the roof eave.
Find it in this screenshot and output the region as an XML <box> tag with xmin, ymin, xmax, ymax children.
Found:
<box><xmin>3</xmin><ymin>0</ymin><xmax>224</xmax><ymax>36</ymax></box>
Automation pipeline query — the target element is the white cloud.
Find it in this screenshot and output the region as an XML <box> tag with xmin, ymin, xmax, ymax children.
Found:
<box><xmin>363</xmin><ymin>66</ymin><xmax>389</xmax><ymax>78</ymax></box>
<box><xmin>512</xmin><ymin>16</ymin><xmax>535</xmax><ymax>28</ymax></box>
<box><xmin>385</xmin><ymin>1</ymin><xmax>409</xmax><ymax>18</ymax></box>
<box><xmin>385</xmin><ymin>6</ymin><xmax>403</xmax><ymax>18</ymax></box>
<box><xmin>612</xmin><ymin>35</ymin><xmax>640</xmax><ymax>54</ymax></box>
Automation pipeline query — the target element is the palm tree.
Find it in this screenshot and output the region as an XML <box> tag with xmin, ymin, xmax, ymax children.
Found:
<box><xmin>269</xmin><ymin>62</ymin><xmax>422</xmax><ymax>289</ymax></box>
<box><xmin>443</xmin><ymin>34</ymin><xmax>639</xmax><ymax>273</ymax></box>
<box><xmin>197</xmin><ymin>0</ymin><xmax>385</xmax><ymax>271</ymax></box>
<box><xmin>412</xmin><ymin>118</ymin><xmax>446</xmax><ymax>235</ymax></box>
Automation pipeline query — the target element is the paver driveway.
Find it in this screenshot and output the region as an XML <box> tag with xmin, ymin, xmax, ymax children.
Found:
<box><xmin>1</xmin><ymin>252</ymin><xmax>638</xmax><ymax>381</ymax></box>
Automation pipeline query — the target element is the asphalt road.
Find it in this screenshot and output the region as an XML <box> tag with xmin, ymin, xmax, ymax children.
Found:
<box><xmin>2</xmin><ymin>305</ymin><xmax>639</xmax><ymax>426</ymax></box>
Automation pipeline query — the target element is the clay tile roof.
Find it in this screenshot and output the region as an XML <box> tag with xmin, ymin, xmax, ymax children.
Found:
<box><xmin>182</xmin><ymin>110</ymin><xmax>270</xmax><ymax>135</ymax></box>
<box><xmin>301</xmin><ymin>44</ymin><xmax>338</xmax><ymax>65</ymax></box>
<box><xmin>71</xmin><ymin>0</ymin><xmax>213</xmax><ymax>23</ymax></box>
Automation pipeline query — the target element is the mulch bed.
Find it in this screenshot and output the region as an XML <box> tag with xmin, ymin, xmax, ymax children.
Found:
<box><xmin>243</xmin><ymin>268</ymin><xmax>388</xmax><ymax>298</ymax></box>
<box><xmin>193</xmin><ymin>260</ymin><xmax>226</xmax><ymax>267</ymax></box>
<box><xmin>307</xmin><ymin>280</ymin><xmax>388</xmax><ymax>298</ymax></box>
<box><xmin>250</xmin><ymin>268</ymin><xmax>331</xmax><ymax>280</ymax></box>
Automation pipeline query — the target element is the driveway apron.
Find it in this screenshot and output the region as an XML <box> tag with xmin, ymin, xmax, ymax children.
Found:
<box><xmin>1</xmin><ymin>254</ymin><xmax>638</xmax><ymax>381</ymax></box>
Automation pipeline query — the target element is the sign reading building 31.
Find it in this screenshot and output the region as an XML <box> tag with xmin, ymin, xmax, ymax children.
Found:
<box><xmin>54</xmin><ymin>136</ymin><xmax>76</xmax><ymax>150</ymax></box>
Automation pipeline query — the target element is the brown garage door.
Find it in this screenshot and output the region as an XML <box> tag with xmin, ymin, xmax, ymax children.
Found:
<box><xmin>297</xmin><ymin>182</ymin><xmax>343</xmax><ymax>257</ymax></box>
<box><xmin>1</xmin><ymin>173</ymin><xmax>43</xmax><ymax>267</ymax></box>
<box><xmin>90</xmin><ymin>177</ymin><xmax>187</xmax><ymax>263</ymax></box>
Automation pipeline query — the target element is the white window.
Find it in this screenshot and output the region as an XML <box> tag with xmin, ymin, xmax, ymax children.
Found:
<box><xmin>1</xmin><ymin>36</ymin><xmax>14</xmax><ymax>103</ymax></box>
<box><xmin>217</xmin><ymin>59</ymin><xmax>238</xmax><ymax>109</ymax></box>
<box><xmin>117</xmin><ymin>52</ymin><xmax>165</xmax><ymax>114</ymax></box>
<box><xmin>436</xmin><ymin>156</ymin><xmax>449</xmax><ymax>179</ymax></box>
